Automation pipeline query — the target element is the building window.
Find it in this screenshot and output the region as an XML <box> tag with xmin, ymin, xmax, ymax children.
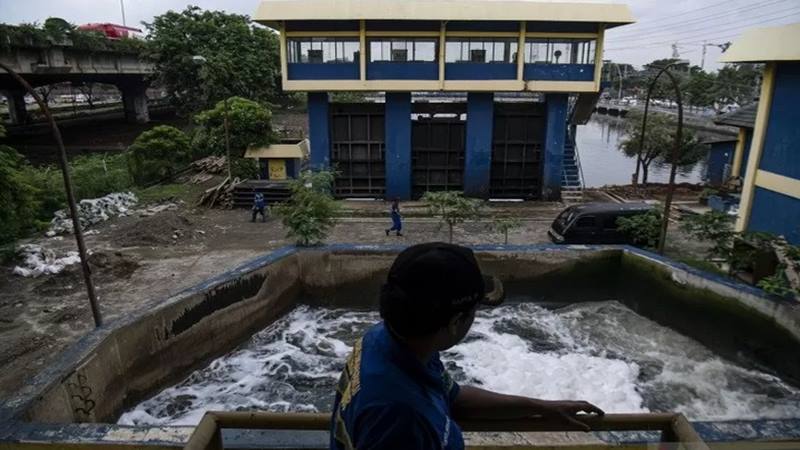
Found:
<box><xmin>445</xmin><ymin>39</ymin><xmax>518</xmax><ymax>63</ymax></box>
<box><xmin>287</xmin><ymin>38</ymin><xmax>360</xmax><ymax>63</ymax></box>
<box><xmin>524</xmin><ymin>39</ymin><xmax>596</xmax><ymax>64</ymax></box>
<box><xmin>368</xmin><ymin>39</ymin><xmax>437</xmax><ymax>62</ymax></box>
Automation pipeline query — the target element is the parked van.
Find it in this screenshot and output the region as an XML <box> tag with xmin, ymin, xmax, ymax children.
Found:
<box><xmin>548</xmin><ymin>202</ymin><xmax>653</xmax><ymax>245</ymax></box>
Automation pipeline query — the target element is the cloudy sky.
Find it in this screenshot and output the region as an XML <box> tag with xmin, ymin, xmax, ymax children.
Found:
<box><xmin>1</xmin><ymin>0</ymin><xmax>798</xmax><ymax>71</ymax></box>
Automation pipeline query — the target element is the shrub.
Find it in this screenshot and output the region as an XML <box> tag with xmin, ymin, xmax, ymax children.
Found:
<box><xmin>192</xmin><ymin>97</ymin><xmax>272</xmax><ymax>179</ymax></box>
<box><xmin>492</xmin><ymin>216</ymin><xmax>522</xmax><ymax>245</ymax></box>
<box><xmin>616</xmin><ymin>208</ymin><xmax>662</xmax><ymax>250</ymax></box>
<box><xmin>680</xmin><ymin>211</ymin><xmax>735</xmax><ymax>260</ymax></box>
<box><xmin>422</xmin><ymin>191</ymin><xmax>482</xmax><ymax>244</ymax></box>
<box><xmin>274</xmin><ymin>170</ymin><xmax>340</xmax><ymax>246</ymax></box>
<box><xmin>0</xmin><ymin>145</ymin><xmax>41</xmax><ymax>245</ymax></box>
<box><xmin>128</xmin><ymin>126</ymin><xmax>191</xmax><ymax>185</ymax></box>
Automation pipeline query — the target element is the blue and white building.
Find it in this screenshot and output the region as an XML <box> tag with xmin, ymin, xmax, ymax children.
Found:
<box><xmin>254</xmin><ymin>0</ymin><xmax>634</xmax><ymax>200</ymax></box>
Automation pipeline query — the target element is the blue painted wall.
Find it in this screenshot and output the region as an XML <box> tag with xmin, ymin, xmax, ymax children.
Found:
<box><xmin>542</xmin><ymin>94</ymin><xmax>568</xmax><ymax>200</ymax></box>
<box><xmin>464</xmin><ymin>93</ymin><xmax>494</xmax><ymax>198</ymax></box>
<box><xmin>759</xmin><ymin>62</ymin><xmax>800</xmax><ymax>180</ymax></box>
<box><xmin>524</xmin><ymin>64</ymin><xmax>595</xmax><ymax>81</ymax></box>
<box><xmin>526</xmin><ymin>21</ymin><xmax>599</xmax><ymax>33</ymax></box>
<box><xmin>445</xmin><ymin>63</ymin><xmax>517</xmax><ymax>80</ymax></box>
<box><xmin>285</xmin><ymin>21</ymin><xmax>359</xmax><ymax>31</ymax></box>
<box><xmin>384</xmin><ymin>92</ymin><xmax>412</xmax><ymax>200</ymax></box>
<box><xmin>367</xmin><ymin>62</ymin><xmax>439</xmax><ymax>80</ymax></box>
<box><xmin>287</xmin><ymin>63</ymin><xmax>359</xmax><ymax>80</ymax></box>
<box><xmin>286</xmin><ymin>159</ymin><xmax>299</xmax><ymax>178</ymax></box>
<box><xmin>749</xmin><ymin>187</ymin><xmax>800</xmax><ymax>244</ymax></box>
<box><xmin>447</xmin><ymin>21</ymin><xmax>520</xmax><ymax>32</ymax></box>
<box><xmin>366</xmin><ymin>20</ymin><xmax>439</xmax><ymax>31</ymax></box>
<box><xmin>706</xmin><ymin>141</ymin><xmax>735</xmax><ymax>186</ymax></box>
<box><xmin>308</xmin><ymin>93</ymin><xmax>330</xmax><ymax>169</ymax></box>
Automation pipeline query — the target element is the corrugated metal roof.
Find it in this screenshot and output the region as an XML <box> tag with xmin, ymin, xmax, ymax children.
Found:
<box><xmin>719</xmin><ymin>23</ymin><xmax>800</xmax><ymax>63</ymax></box>
<box><xmin>713</xmin><ymin>102</ymin><xmax>758</xmax><ymax>129</ymax></box>
<box><xmin>254</xmin><ymin>0</ymin><xmax>635</xmax><ymax>28</ymax></box>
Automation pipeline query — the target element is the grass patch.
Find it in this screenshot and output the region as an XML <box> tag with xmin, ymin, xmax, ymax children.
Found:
<box><xmin>674</xmin><ymin>256</ymin><xmax>729</xmax><ymax>277</ymax></box>
<box><xmin>132</xmin><ymin>183</ymin><xmax>204</xmax><ymax>205</ymax></box>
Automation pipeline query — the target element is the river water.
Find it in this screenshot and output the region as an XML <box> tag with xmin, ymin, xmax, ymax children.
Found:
<box><xmin>576</xmin><ymin>117</ymin><xmax>707</xmax><ymax>187</ymax></box>
<box><xmin>118</xmin><ymin>302</ymin><xmax>800</xmax><ymax>426</ymax></box>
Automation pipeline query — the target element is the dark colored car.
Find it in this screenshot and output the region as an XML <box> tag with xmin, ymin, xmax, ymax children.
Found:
<box><xmin>548</xmin><ymin>202</ymin><xmax>654</xmax><ymax>245</ymax></box>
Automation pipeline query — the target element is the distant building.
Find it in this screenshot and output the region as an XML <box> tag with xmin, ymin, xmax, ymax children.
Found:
<box><xmin>254</xmin><ymin>0</ymin><xmax>634</xmax><ymax>200</ymax></box>
<box><xmin>719</xmin><ymin>23</ymin><xmax>800</xmax><ymax>244</ymax></box>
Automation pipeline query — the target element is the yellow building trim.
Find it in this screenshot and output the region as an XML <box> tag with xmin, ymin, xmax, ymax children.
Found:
<box><xmin>593</xmin><ymin>25</ymin><xmax>605</xmax><ymax>91</ymax></box>
<box><xmin>444</xmin><ymin>80</ymin><xmax>525</xmax><ymax>91</ymax></box>
<box><xmin>517</xmin><ymin>22</ymin><xmax>526</xmax><ymax>81</ymax></box>
<box><xmin>445</xmin><ymin>31</ymin><xmax>519</xmax><ymax>38</ymax></box>
<box><xmin>731</xmin><ymin>128</ymin><xmax>747</xmax><ymax>178</ymax></box>
<box><xmin>284</xmin><ymin>31</ymin><xmax>360</xmax><ymax>37</ymax></box>
<box><xmin>359</xmin><ymin>20</ymin><xmax>366</xmax><ymax>81</ymax></box>
<box><xmin>279</xmin><ymin>23</ymin><xmax>288</xmax><ymax>88</ymax></box>
<box><xmin>525</xmin><ymin>32</ymin><xmax>599</xmax><ymax>39</ymax></box>
<box><xmin>736</xmin><ymin>62</ymin><xmax>776</xmax><ymax>232</ymax></box>
<box><xmin>438</xmin><ymin>22</ymin><xmax>447</xmax><ymax>88</ymax></box>
<box><xmin>755</xmin><ymin>170</ymin><xmax>800</xmax><ymax>200</ymax></box>
<box><xmin>719</xmin><ymin>22</ymin><xmax>800</xmax><ymax>63</ymax></box>
<box><xmin>284</xmin><ymin>79</ymin><xmax>443</xmax><ymax>91</ymax></box>
<box><xmin>527</xmin><ymin>80</ymin><xmax>597</xmax><ymax>92</ymax></box>
<box><xmin>365</xmin><ymin>31</ymin><xmax>441</xmax><ymax>38</ymax></box>
<box><xmin>245</xmin><ymin>144</ymin><xmax>304</xmax><ymax>159</ymax></box>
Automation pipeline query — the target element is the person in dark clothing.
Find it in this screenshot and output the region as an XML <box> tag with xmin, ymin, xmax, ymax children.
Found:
<box><xmin>330</xmin><ymin>243</ymin><xmax>604</xmax><ymax>450</ymax></box>
<box><xmin>385</xmin><ymin>198</ymin><xmax>402</xmax><ymax>236</ymax></box>
<box><xmin>251</xmin><ymin>192</ymin><xmax>267</xmax><ymax>222</ymax></box>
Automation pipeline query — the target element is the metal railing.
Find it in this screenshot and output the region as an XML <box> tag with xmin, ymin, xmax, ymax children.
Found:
<box><xmin>184</xmin><ymin>412</ymin><xmax>709</xmax><ymax>450</ymax></box>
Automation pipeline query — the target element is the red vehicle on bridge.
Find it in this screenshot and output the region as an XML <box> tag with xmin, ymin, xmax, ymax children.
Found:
<box><xmin>77</xmin><ymin>23</ymin><xmax>142</xmax><ymax>40</ymax></box>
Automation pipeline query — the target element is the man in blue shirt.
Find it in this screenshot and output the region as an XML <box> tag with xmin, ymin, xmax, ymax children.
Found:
<box><xmin>330</xmin><ymin>243</ymin><xmax>604</xmax><ymax>449</ymax></box>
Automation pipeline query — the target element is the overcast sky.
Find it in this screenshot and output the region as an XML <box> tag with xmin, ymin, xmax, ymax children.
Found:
<box><xmin>1</xmin><ymin>0</ymin><xmax>798</xmax><ymax>71</ymax></box>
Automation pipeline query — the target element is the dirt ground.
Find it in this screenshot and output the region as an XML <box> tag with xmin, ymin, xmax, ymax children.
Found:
<box><xmin>0</xmin><ymin>188</ymin><xmax>708</xmax><ymax>401</ymax></box>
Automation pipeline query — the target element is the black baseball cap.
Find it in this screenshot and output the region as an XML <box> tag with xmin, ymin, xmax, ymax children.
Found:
<box><xmin>381</xmin><ymin>242</ymin><xmax>505</xmax><ymax>328</ymax></box>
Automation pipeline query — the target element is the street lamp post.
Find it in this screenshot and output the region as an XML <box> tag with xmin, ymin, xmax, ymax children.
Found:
<box><xmin>0</xmin><ymin>61</ymin><xmax>103</xmax><ymax>327</ymax></box>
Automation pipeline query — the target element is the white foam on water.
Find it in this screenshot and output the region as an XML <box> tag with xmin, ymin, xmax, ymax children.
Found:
<box><xmin>118</xmin><ymin>301</ymin><xmax>800</xmax><ymax>426</ymax></box>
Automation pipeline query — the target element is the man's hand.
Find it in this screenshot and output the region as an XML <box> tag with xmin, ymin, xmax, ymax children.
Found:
<box><xmin>534</xmin><ymin>399</ymin><xmax>605</xmax><ymax>431</ymax></box>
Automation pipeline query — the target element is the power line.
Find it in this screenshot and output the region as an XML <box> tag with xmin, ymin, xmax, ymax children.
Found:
<box><xmin>605</xmin><ymin>12</ymin><xmax>800</xmax><ymax>51</ymax></box>
<box><xmin>609</xmin><ymin>1</ymin><xmax>797</xmax><ymax>41</ymax></box>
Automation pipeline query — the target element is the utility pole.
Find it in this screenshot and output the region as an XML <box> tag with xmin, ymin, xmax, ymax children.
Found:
<box><xmin>701</xmin><ymin>41</ymin><xmax>707</xmax><ymax>70</ymax></box>
<box><xmin>120</xmin><ymin>0</ymin><xmax>127</xmax><ymax>26</ymax></box>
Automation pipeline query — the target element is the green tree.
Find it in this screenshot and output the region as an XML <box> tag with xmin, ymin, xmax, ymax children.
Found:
<box><xmin>492</xmin><ymin>216</ymin><xmax>522</xmax><ymax>245</ymax></box>
<box><xmin>422</xmin><ymin>191</ymin><xmax>482</xmax><ymax>244</ymax></box>
<box><xmin>683</xmin><ymin>70</ymin><xmax>717</xmax><ymax>111</ymax></box>
<box><xmin>274</xmin><ymin>170</ymin><xmax>340</xmax><ymax>246</ymax></box>
<box><xmin>128</xmin><ymin>126</ymin><xmax>192</xmax><ymax>185</ymax></box>
<box><xmin>192</xmin><ymin>96</ymin><xmax>273</xmax><ymax>179</ymax></box>
<box><xmin>620</xmin><ymin>111</ymin><xmax>708</xmax><ymax>185</ymax></box>
<box><xmin>680</xmin><ymin>211</ymin><xmax>735</xmax><ymax>261</ymax></box>
<box><xmin>714</xmin><ymin>63</ymin><xmax>761</xmax><ymax>108</ymax></box>
<box><xmin>616</xmin><ymin>208</ymin><xmax>662</xmax><ymax>250</ymax></box>
<box><xmin>0</xmin><ymin>125</ymin><xmax>41</xmax><ymax>244</ymax></box>
<box><xmin>144</xmin><ymin>7</ymin><xmax>281</xmax><ymax>113</ymax></box>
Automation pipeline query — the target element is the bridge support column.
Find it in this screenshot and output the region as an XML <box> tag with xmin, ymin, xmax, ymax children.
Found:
<box><xmin>385</xmin><ymin>92</ymin><xmax>412</xmax><ymax>200</ymax></box>
<box><xmin>119</xmin><ymin>82</ymin><xmax>149</xmax><ymax>124</ymax></box>
<box><xmin>307</xmin><ymin>92</ymin><xmax>331</xmax><ymax>170</ymax></box>
<box><xmin>3</xmin><ymin>89</ymin><xmax>28</xmax><ymax>125</ymax></box>
<box><xmin>543</xmin><ymin>93</ymin><xmax>568</xmax><ymax>201</ymax></box>
<box><xmin>464</xmin><ymin>92</ymin><xmax>494</xmax><ymax>199</ymax></box>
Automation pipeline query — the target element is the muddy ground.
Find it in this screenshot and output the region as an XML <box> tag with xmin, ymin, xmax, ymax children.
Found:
<box><xmin>0</xmin><ymin>190</ymin><xmax>707</xmax><ymax>401</ymax></box>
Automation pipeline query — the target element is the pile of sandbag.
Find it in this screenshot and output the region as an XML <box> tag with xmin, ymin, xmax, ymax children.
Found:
<box><xmin>47</xmin><ymin>192</ymin><xmax>138</xmax><ymax>236</ymax></box>
<box><xmin>12</xmin><ymin>244</ymin><xmax>82</xmax><ymax>278</ymax></box>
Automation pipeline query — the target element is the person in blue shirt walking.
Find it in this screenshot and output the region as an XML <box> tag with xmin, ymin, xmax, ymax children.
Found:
<box><xmin>251</xmin><ymin>192</ymin><xmax>267</xmax><ymax>222</ymax></box>
<box><xmin>385</xmin><ymin>198</ymin><xmax>402</xmax><ymax>237</ymax></box>
<box><xmin>330</xmin><ymin>243</ymin><xmax>604</xmax><ymax>450</ymax></box>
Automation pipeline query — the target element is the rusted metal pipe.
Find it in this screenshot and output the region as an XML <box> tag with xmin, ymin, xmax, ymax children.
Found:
<box><xmin>0</xmin><ymin>61</ymin><xmax>102</xmax><ymax>327</ymax></box>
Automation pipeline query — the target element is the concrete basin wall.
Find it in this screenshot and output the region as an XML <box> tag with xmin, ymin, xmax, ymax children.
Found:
<box><xmin>3</xmin><ymin>244</ymin><xmax>799</xmax><ymax>437</ymax></box>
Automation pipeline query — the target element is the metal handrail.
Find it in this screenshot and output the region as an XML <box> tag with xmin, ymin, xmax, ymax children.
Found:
<box><xmin>184</xmin><ymin>411</ymin><xmax>709</xmax><ymax>450</ymax></box>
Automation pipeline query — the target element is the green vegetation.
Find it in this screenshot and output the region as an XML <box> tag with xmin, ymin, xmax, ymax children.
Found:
<box><xmin>128</xmin><ymin>126</ymin><xmax>191</xmax><ymax>185</ymax></box>
<box><xmin>0</xmin><ymin>136</ymin><xmax>41</xmax><ymax>245</ymax></box>
<box><xmin>132</xmin><ymin>183</ymin><xmax>202</xmax><ymax>205</ymax></box>
<box><xmin>681</xmin><ymin>211</ymin><xmax>735</xmax><ymax>261</ymax></box>
<box><xmin>274</xmin><ymin>170</ymin><xmax>340</xmax><ymax>246</ymax></box>
<box><xmin>620</xmin><ymin>111</ymin><xmax>707</xmax><ymax>185</ymax></box>
<box><xmin>0</xmin><ymin>20</ymin><xmax>147</xmax><ymax>53</ymax></box>
<box><xmin>192</xmin><ymin>96</ymin><xmax>273</xmax><ymax>179</ymax></box>
<box><xmin>144</xmin><ymin>7</ymin><xmax>283</xmax><ymax>114</ymax></box>
<box><xmin>616</xmin><ymin>208</ymin><xmax>662</xmax><ymax>250</ymax></box>
<box><xmin>492</xmin><ymin>216</ymin><xmax>522</xmax><ymax>245</ymax></box>
<box><xmin>422</xmin><ymin>191</ymin><xmax>482</xmax><ymax>244</ymax></box>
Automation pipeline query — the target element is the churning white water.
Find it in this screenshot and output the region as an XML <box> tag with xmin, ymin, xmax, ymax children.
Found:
<box><xmin>118</xmin><ymin>302</ymin><xmax>800</xmax><ymax>426</ymax></box>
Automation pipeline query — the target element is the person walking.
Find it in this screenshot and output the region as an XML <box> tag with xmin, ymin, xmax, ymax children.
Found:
<box><xmin>251</xmin><ymin>192</ymin><xmax>267</xmax><ymax>222</ymax></box>
<box><xmin>385</xmin><ymin>198</ymin><xmax>403</xmax><ymax>237</ymax></box>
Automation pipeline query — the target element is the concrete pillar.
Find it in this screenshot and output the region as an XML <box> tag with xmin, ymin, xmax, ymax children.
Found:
<box><xmin>464</xmin><ymin>92</ymin><xmax>494</xmax><ymax>199</ymax></box>
<box><xmin>119</xmin><ymin>82</ymin><xmax>149</xmax><ymax>124</ymax></box>
<box><xmin>308</xmin><ymin>92</ymin><xmax>331</xmax><ymax>170</ymax></box>
<box><xmin>4</xmin><ymin>89</ymin><xmax>28</xmax><ymax>125</ymax></box>
<box><xmin>543</xmin><ymin>93</ymin><xmax>568</xmax><ymax>201</ymax></box>
<box><xmin>384</xmin><ymin>92</ymin><xmax>412</xmax><ymax>200</ymax></box>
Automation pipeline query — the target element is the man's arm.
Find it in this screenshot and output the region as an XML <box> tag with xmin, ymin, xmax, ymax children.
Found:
<box><xmin>451</xmin><ymin>385</ymin><xmax>604</xmax><ymax>431</ymax></box>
